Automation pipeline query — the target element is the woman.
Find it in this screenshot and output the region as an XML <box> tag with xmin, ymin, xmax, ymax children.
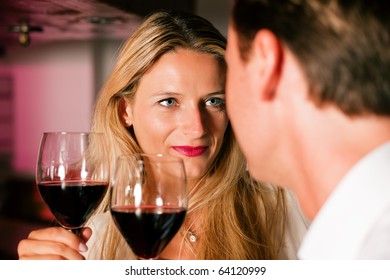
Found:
<box><xmin>18</xmin><ymin>10</ymin><xmax>307</xmax><ymax>260</ymax></box>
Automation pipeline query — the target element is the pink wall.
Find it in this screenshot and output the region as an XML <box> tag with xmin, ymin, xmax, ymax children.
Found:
<box><xmin>4</xmin><ymin>42</ymin><xmax>95</xmax><ymax>173</ymax></box>
<box><xmin>0</xmin><ymin>40</ymin><xmax>122</xmax><ymax>174</ymax></box>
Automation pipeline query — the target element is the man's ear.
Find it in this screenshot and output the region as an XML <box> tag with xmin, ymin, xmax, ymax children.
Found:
<box><xmin>119</xmin><ymin>98</ymin><xmax>133</xmax><ymax>127</ymax></box>
<box><xmin>251</xmin><ymin>29</ymin><xmax>283</xmax><ymax>101</ymax></box>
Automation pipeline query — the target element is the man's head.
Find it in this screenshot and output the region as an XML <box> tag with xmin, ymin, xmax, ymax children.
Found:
<box><xmin>229</xmin><ymin>0</ymin><xmax>390</xmax><ymax>115</ymax></box>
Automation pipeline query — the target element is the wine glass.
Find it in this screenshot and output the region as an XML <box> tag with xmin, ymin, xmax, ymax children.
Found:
<box><xmin>36</xmin><ymin>132</ymin><xmax>109</xmax><ymax>235</ymax></box>
<box><xmin>110</xmin><ymin>153</ymin><xmax>188</xmax><ymax>260</ymax></box>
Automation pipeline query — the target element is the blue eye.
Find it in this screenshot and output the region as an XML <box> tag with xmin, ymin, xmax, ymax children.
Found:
<box><xmin>159</xmin><ymin>98</ymin><xmax>177</xmax><ymax>107</ymax></box>
<box><xmin>205</xmin><ymin>97</ymin><xmax>225</xmax><ymax>109</ymax></box>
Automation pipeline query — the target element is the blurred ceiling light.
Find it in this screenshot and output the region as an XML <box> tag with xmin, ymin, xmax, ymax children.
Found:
<box><xmin>8</xmin><ymin>21</ymin><xmax>43</xmax><ymax>47</ymax></box>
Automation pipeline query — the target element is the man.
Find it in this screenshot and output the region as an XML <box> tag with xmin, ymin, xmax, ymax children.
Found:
<box><xmin>226</xmin><ymin>0</ymin><xmax>390</xmax><ymax>259</ymax></box>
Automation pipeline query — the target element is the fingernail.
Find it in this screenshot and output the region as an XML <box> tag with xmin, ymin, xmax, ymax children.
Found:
<box><xmin>79</xmin><ymin>242</ymin><xmax>88</xmax><ymax>252</ymax></box>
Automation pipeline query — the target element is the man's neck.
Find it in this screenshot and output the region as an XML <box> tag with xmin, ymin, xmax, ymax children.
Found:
<box><xmin>291</xmin><ymin>111</ymin><xmax>390</xmax><ymax>220</ymax></box>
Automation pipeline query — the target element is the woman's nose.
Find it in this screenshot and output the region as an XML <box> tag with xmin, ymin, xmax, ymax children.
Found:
<box><xmin>182</xmin><ymin>106</ymin><xmax>207</xmax><ymax>137</ymax></box>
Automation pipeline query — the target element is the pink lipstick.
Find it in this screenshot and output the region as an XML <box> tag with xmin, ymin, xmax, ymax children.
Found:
<box><xmin>172</xmin><ymin>146</ymin><xmax>208</xmax><ymax>157</ymax></box>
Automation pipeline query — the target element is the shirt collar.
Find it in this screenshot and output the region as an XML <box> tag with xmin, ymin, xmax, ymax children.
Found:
<box><xmin>298</xmin><ymin>142</ymin><xmax>390</xmax><ymax>259</ymax></box>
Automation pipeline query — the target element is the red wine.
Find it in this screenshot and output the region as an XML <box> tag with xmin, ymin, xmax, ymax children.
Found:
<box><xmin>111</xmin><ymin>206</ymin><xmax>186</xmax><ymax>259</ymax></box>
<box><xmin>38</xmin><ymin>181</ymin><xmax>108</xmax><ymax>229</ymax></box>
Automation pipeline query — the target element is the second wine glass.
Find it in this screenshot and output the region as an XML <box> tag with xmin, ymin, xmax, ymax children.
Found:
<box><xmin>110</xmin><ymin>153</ymin><xmax>188</xmax><ymax>260</ymax></box>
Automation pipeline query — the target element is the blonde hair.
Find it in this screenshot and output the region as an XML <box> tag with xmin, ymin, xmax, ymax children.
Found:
<box><xmin>91</xmin><ymin>10</ymin><xmax>286</xmax><ymax>260</ymax></box>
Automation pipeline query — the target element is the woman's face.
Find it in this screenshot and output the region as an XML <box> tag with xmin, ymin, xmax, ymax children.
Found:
<box><xmin>124</xmin><ymin>48</ymin><xmax>228</xmax><ymax>181</ymax></box>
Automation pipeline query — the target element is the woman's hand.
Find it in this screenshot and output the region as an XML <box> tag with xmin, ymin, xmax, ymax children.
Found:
<box><xmin>17</xmin><ymin>227</ymin><xmax>92</xmax><ymax>260</ymax></box>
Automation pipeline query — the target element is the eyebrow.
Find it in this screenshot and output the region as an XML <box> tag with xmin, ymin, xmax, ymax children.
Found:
<box><xmin>207</xmin><ymin>90</ymin><xmax>225</xmax><ymax>96</ymax></box>
<box><xmin>201</xmin><ymin>90</ymin><xmax>226</xmax><ymax>99</ymax></box>
<box><xmin>152</xmin><ymin>90</ymin><xmax>225</xmax><ymax>97</ymax></box>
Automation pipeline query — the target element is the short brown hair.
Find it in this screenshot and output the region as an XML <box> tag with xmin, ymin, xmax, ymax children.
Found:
<box><xmin>232</xmin><ymin>0</ymin><xmax>390</xmax><ymax>116</ymax></box>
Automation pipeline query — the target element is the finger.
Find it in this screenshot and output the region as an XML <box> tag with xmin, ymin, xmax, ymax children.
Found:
<box><xmin>27</xmin><ymin>227</ymin><xmax>87</xmax><ymax>252</ymax></box>
<box><xmin>19</xmin><ymin>254</ymin><xmax>67</xmax><ymax>260</ymax></box>
<box><xmin>17</xmin><ymin>239</ymin><xmax>86</xmax><ymax>260</ymax></box>
<box><xmin>80</xmin><ymin>227</ymin><xmax>93</xmax><ymax>243</ymax></box>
